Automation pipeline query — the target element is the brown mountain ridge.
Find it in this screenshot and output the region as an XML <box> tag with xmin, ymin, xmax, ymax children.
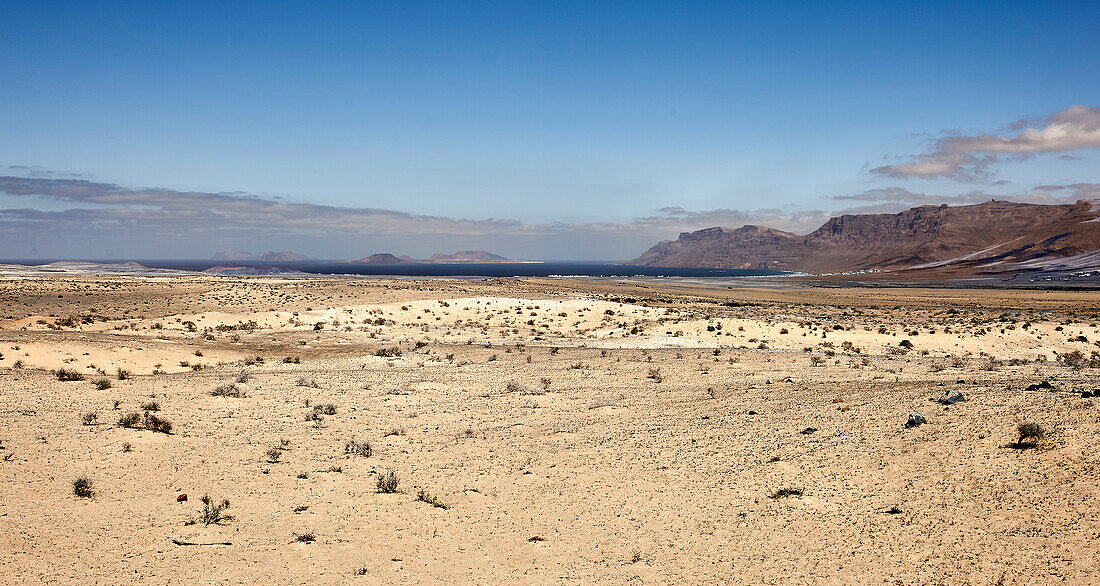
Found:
<box><xmin>632</xmin><ymin>200</ymin><xmax>1100</xmax><ymax>275</ymax></box>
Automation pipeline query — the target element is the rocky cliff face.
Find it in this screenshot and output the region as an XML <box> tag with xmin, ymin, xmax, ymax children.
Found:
<box><xmin>632</xmin><ymin>200</ymin><xmax>1100</xmax><ymax>274</ymax></box>
<box><xmin>632</xmin><ymin>226</ymin><xmax>805</xmax><ymax>270</ymax></box>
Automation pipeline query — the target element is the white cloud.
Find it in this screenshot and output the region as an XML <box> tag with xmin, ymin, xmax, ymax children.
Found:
<box><xmin>872</xmin><ymin>105</ymin><xmax>1100</xmax><ymax>180</ymax></box>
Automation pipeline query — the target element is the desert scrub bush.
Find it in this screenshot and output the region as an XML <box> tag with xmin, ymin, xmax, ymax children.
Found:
<box><xmin>118</xmin><ymin>412</ymin><xmax>143</xmax><ymax>429</ymax></box>
<box><xmin>375</xmin><ymin>347</ymin><xmax>402</xmax><ymax>357</ymax></box>
<box><xmin>81</xmin><ymin>412</ymin><xmax>97</xmax><ymax>425</ymax></box>
<box><xmin>1058</xmin><ymin>350</ymin><xmax>1100</xmax><ymax>369</ymax></box>
<box><xmin>769</xmin><ymin>487</ymin><xmax>803</xmax><ymax>499</ymax></box>
<box><xmin>296</xmin><ymin>375</ymin><xmax>320</xmax><ymax>388</ymax></box>
<box><xmin>211</xmin><ymin>383</ymin><xmax>246</xmax><ymax>398</ymax></box>
<box><xmin>646</xmin><ymin>367</ymin><xmax>662</xmax><ymax>382</ymax></box>
<box><xmin>55</xmin><ymin>368</ymin><xmax>85</xmax><ymax>381</ymax></box>
<box><xmin>283</xmin><ymin>356</ymin><xmax>301</xmax><ymax>364</ymax></box>
<box><xmin>73</xmin><ymin>476</ymin><xmax>94</xmax><ymax>498</ymax></box>
<box><xmin>1016</xmin><ymin>422</ymin><xmax>1046</xmax><ymax>447</ymax></box>
<box><xmin>980</xmin><ymin>358</ymin><xmax>1003</xmax><ymax>371</ymax></box>
<box><xmin>194</xmin><ymin>494</ymin><xmax>232</xmax><ymax>526</ymax></box>
<box><xmin>235</xmin><ymin>370</ymin><xmax>251</xmax><ymax>383</ymax></box>
<box><xmin>588</xmin><ymin>394</ymin><xmax>618</xmax><ymax>409</ymax></box>
<box><xmin>116</xmin><ymin>368</ymin><xmax>131</xmax><ymax>380</ymax></box>
<box><xmin>345</xmin><ymin>440</ymin><xmax>372</xmax><ymax>457</ymax></box>
<box><xmin>416</xmin><ymin>489</ymin><xmax>448</xmax><ymax>509</ymax></box>
<box><xmin>143</xmin><ymin>412</ymin><xmax>173</xmax><ymax>434</ymax></box>
<box><xmin>377</xmin><ymin>469</ymin><xmax>399</xmax><ymax>493</ymax></box>
<box><xmin>119</xmin><ymin>411</ymin><xmax>172</xmax><ymax>433</ymax></box>
<box><xmin>140</xmin><ymin>401</ymin><xmax>160</xmax><ymax>412</ymax></box>
<box><xmin>313</xmin><ymin>403</ymin><xmax>337</xmax><ymax>416</ymax></box>
<box><xmin>293</xmin><ymin>532</ymin><xmax>316</xmax><ymax>543</ymax></box>
<box><xmin>94</xmin><ymin>379</ymin><xmax>112</xmax><ymax>390</ymax></box>
<box><xmin>266</xmin><ymin>447</ymin><xmax>282</xmax><ymax>463</ymax></box>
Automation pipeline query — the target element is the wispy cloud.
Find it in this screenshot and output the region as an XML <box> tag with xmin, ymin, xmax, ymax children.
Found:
<box><xmin>0</xmin><ymin>175</ymin><xmax>828</xmax><ymax>259</ymax></box>
<box><xmin>1</xmin><ymin>174</ymin><xmax>1095</xmax><ymax>260</ymax></box>
<box><xmin>871</xmin><ymin>105</ymin><xmax>1100</xmax><ymax>180</ymax></box>
<box><xmin>833</xmin><ymin>184</ymin><xmax>1098</xmax><ymax>206</ymax></box>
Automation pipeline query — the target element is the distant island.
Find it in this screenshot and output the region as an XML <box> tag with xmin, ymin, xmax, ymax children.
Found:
<box><xmin>211</xmin><ymin>251</ymin><xmax>311</xmax><ymax>262</ymax></box>
<box><xmin>348</xmin><ymin>250</ymin><xmax>525</xmax><ymax>264</ymax></box>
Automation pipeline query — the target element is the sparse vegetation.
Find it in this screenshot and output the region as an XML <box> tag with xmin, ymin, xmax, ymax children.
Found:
<box><xmin>118</xmin><ymin>411</ymin><xmax>172</xmax><ymax>434</ymax></box>
<box><xmin>377</xmin><ymin>469</ymin><xmax>399</xmax><ymax>493</ymax></box>
<box><xmin>1015</xmin><ymin>422</ymin><xmax>1046</xmax><ymax>447</ymax></box>
<box><xmin>416</xmin><ymin>489</ymin><xmax>448</xmax><ymax>509</ymax></box>
<box><xmin>345</xmin><ymin>440</ymin><xmax>371</xmax><ymax>457</ymax></box>
<box><xmin>194</xmin><ymin>494</ymin><xmax>232</xmax><ymax>526</ymax></box>
<box><xmin>211</xmin><ymin>383</ymin><xmax>246</xmax><ymax>398</ymax></box>
<box><xmin>54</xmin><ymin>368</ymin><xmax>85</xmax><ymax>381</ymax></box>
<box><xmin>296</xmin><ymin>375</ymin><xmax>320</xmax><ymax>388</ymax></box>
<box><xmin>72</xmin><ymin>476</ymin><xmax>94</xmax><ymax>498</ymax></box>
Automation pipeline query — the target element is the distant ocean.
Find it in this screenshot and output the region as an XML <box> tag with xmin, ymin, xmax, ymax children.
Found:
<box><xmin>1</xmin><ymin>259</ymin><xmax>788</xmax><ymax>278</ymax></box>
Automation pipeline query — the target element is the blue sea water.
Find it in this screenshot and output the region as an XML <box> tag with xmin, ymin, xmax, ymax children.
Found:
<box><xmin>1</xmin><ymin>259</ymin><xmax>788</xmax><ymax>278</ymax></box>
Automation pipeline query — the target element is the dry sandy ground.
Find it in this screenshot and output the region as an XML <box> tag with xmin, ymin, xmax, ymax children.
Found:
<box><xmin>1</xmin><ymin>276</ymin><xmax>1098</xmax><ymax>584</ymax></box>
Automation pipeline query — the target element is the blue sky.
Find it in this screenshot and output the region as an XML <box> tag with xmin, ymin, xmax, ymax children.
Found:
<box><xmin>1</xmin><ymin>1</ymin><xmax>1098</xmax><ymax>259</ymax></box>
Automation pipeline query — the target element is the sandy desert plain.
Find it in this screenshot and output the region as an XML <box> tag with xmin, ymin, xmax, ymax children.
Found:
<box><xmin>0</xmin><ymin>274</ymin><xmax>1098</xmax><ymax>584</ymax></box>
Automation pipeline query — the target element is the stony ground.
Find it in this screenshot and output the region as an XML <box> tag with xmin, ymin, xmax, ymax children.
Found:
<box><xmin>0</xmin><ymin>276</ymin><xmax>1097</xmax><ymax>584</ymax></box>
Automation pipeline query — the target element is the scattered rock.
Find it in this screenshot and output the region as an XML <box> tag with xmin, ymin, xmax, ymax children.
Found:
<box><xmin>177</xmin><ymin>493</ymin><xmax>188</xmax><ymax>502</ymax></box>
<box><xmin>800</xmin><ymin>427</ymin><xmax>817</xmax><ymax>435</ymax></box>
<box><xmin>1024</xmin><ymin>381</ymin><xmax>1057</xmax><ymax>392</ymax></box>
<box><xmin>747</xmin><ymin>410</ymin><xmax>758</xmax><ymax>415</ymax></box>
<box><xmin>936</xmin><ymin>390</ymin><xmax>965</xmax><ymax>405</ymax></box>
<box><xmin>1081</xmin><ymin>390</ymin><xmax>1094</xmax><ymax>398</ymax></box>
<box><xmin>905</xmin><ymin>412</ymin><xmax>927</xmax><ymax>428</ymax></box>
